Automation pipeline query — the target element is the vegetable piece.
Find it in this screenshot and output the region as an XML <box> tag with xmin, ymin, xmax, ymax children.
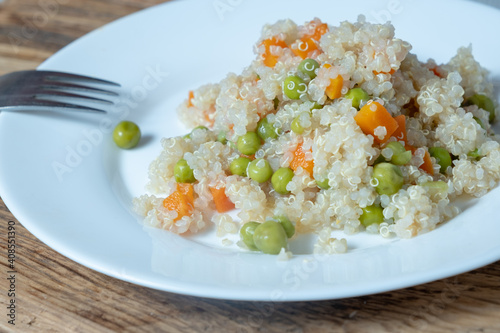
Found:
<box><xmin>210</xmin><ymin>186</ymin><xmax>235</xmax><ymax>213</ymax></box>
<box><xmin>298</xmin><ymin>58</ymin><xmax>320</xmax><ymax>79</ymax></box>
<box><xmin>429</xmin><ymin>147</ymin><xmax>452</xmax><ymax>174</ymax></box>
<box><xmin>273</xmin><ymin>97</ymin><xmax>280</xmax><ymax>110</ymax></box>
<box><xmin>163</xmin><ymin>183</ymin><xmax>195</xmax><ymax>222</ymax></box>
<box><xmin>291</xmin><ymin>38</ymin><xmax>318</xmax><ymax>59</ymax></box>
<box><xmin>465</xmin><ymin>94</ymin><xmax>496</xmax><ymax>122</ymax></box>
<box><xmin>237</xmin><ymin>132</ymin><xmax>261</xmax><ymax>155</ymax></box>
<box><xmin>247</xmin><ymin>158</ymin><xmax>273</xmax><ymax>183</ymax></box>
<box><xmin>316</xmin><ymin>178</ymin><xmax>330</xmax><ymax>189</ymax></box>
<box><xmin>473</xmin><ymin>117</ymin><xmax>485</xmax><ymax>129</ymax></box>
<box><xmin>392</xmin><ymin>115</ymin><xmax>407</xmax><ymax>143</ymax></box>
<box><xmin>240</xmin><ymin>222</ymin><xmax>260</xmax><ymax>251</ymax></box>
<box><xmin>174</xmin><ymin>158</ymin><xmax>196</xmax><ymax>183</ymax></box>
<box><xmin>290</xmin><ymin>142</ymin><xmax>314</xmax><ymax>176</ymax></box>
<box><xmin>360</xmin><ymin>204</ymin><xmax>384</xmax><ymax>227</ymax></box>
<box><xmin>420</xmin><ymin>181</ymin><xmax>448</xmax><ymax>200</ymax></box>
<box><xmin>283</xmin><ymin>76</ymin><xmax>307</xmax><ymax>99</ymax></box>
<box><xmin>391</xmin><ymin>150</ymin><xmax>412</xmax><ymax>165</ymax></box>
<box><xmin>271</xmin><ymin>167</ymin><xmax>294</xmax><ymax>194</ymax></box>
<box><xmin>272</xmin><ymin>215</ymin><xmax>295</xmax><ymax>238</ymax></box>
<box><xmin>345</xmin><ymin>87</ymin><xmax>369</xmax><ymax>109</ymax></box>
<box><xmin>257</xmin><ymin>117</ymin><xmax>279</xmax><ymax>141</ymax></box>
<box><xmin>325</xmin><ymin>75</ymin><xmax>344</xmax><ymax>100</ymax></box>
<box><xmin>217</xmin><ymin>131</ymin><xmax>227</xmax><ymax>144</ymax></box>
<box><xmin>373</xmin><ymin>69</ymin><xmax>396</xmax><ymax>75</ymax></box>
<box><xmin>230</xmin><ymin>157</ymin><xmax>252</xmax><ymax>177</ymax></box>
<box><xmin>385</xmin><ymin>141</ymin><xmax>411</xmax><ymax>165</ymax></box>
<box><xmin>291</xmin><ymin>115</ymin><xmax>304</xmax><ymax>134</ymax></box>
<box><xmin>468</xmin><ymin>148</ymin><xmax>482</xmax><ymax>160</ymax></box>
<box><xmin>406</xmin><ymin>146</ymin><xmax>434</xmax><ymax>175</ymax></box>
<box><xmin>184</xmin><ymin>125</ymin><xmax>208</xmax><ymax>139</ymax></box>
<box><xmin>187</xmin><ymin>91</ymin><xmax>194</xmax><ymax>107</ymax></box>
<box><xmin>354</xmin><ymin>101</ymin><xmax>399</xmax><ymax>144</ymax></box>
<box><xmin>253</xmin><ymin>221</ymin><xmax>288</xmax><ymax>254</ymax></box>
<box><xmin>113</xmin><ymin>121</ymin><xmax>141</xmax><ymax>149</ymax></box>
<box><xmin>261</xmin><ymin>37</ymin><xmax>287</xmax><ymax>68</ymax></box>
<box><xmin>311</xmin><ymin>102</ymin><xmax>323</xmax><ymax>110</ymax></box>
<box><xmin>420</xmin><ymin>150</ymin><xmax>434</xmax><ymax>175</ymax></box>
<box><xmin>304</xmin><ymin>20</ymin><xmax>328</xmax><ymax>41</ymax></box>
<box><xmin>372</xmin><ymin>162</ymin><xmax>404</xmax><ymax>195</ymax></box>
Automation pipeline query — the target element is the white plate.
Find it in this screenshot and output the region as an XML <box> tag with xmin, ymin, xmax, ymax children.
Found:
<box><xmin>1</xmin><ymin>0</ymin><xmax>500</xmax><ymax>301</ymax></box>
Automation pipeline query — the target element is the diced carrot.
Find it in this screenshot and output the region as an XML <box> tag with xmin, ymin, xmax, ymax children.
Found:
<box><xmin>392</xmin><ymin>115</ymin><xmax>407</xmax><ymax>143</ymax></box>
<box><xmin>290</xmin><ymin>142</ymin><xmax>314</xmax><ymax>176</ymax></box>
<box><xmin>405</xmin><ymin>146</ymin><xmax>434</xmax><ymax>175</ymax></box>
<box><xmin>373</xmin><ymin>68</ymin><xmax>396</xmax><ymax>75</ymax></box>
<box><xmin>261</xmin><ymin>37</ymin><xmax>287</xmax><ymax>68</ymax></box>
<box><xmin>354</xmin><ymin>101</ymin><xmax>399</xmax><ymax>144</ymax></box>
<box><xmin>210</xmin><ymin>186</ymin><xmax>235</xmax><ymax>213</ymax></box>
<box><xmin>163</xmin><ymin>183</ymin><xmax>195</xmax><ymax>222</ymax></box>
<box><xmin>304</xmin><ymin>21</ymin><xmax>329</xmax><ymax>41</ymax></box>
<box><xmin>291</xmin><ymin>37</ymin><xmax>318</xmax><ymax>59</ymax></box>
<box><xmin>421</xmin><ymin>150</ymin><xmax>434</xmax><ymax>175</ymax></box>
<box><xmin>325</xmin><ymin>75</ymin><xmax>343</xmax><ymax>100</ymax></box>
<box><xmin>430</xmin><ymin>66</ymin><xmax>443</xmax><ymax>78</ymax></box>
<box><xmin>203</xmin><ymin>109</ymin><xmax>215</xmax><ymax>127</ymax></box>
<box><xmin>240</xmin><ymin>154</ymin><xmax>255</xmax><ymax>160</ymax></box>
<box><xmin>187</xmin><ymin>91</ymin><xmax>194</xmax><ymax>107</ymax></box>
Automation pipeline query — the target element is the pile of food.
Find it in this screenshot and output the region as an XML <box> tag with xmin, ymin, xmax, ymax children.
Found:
<box><xmin>133</xmin><ymin>16</ymin><xmax>500</xmax><ymax>256</ymax></box>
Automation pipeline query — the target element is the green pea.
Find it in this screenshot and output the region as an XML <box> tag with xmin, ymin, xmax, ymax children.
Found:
<box><xmin>237</xmin><ymin>132</ymin><xmax>261</xmax><ymax>155</ymax></box>
<box><xmin>283</xmin><ymin>76</ymin><xmax>307</xmax><ymax>100</ymax></box>
<box><xmin>429</xmin><ymin>147</ymin><xmax>451</xmax><ymax>174</ymax></box>
<box><xmin>217</xmin><ymin>131</ymin><xmax>227</xmax><ymax>144</ymax></box>
<box><xmin>311</xmin><ymin>102</ymin><xmax>323</xmax><ymax>110</ymax></box>
<box><xmin>420</xmin><ymin>181</ymin><xmax>448</xmax><ymax>199</ymax></box>
<box><xmin>372</xmin><ymin>162</ymin><xmax>404</xmax><ymax>195</ymax></box>
<box><xmin>113</xmin><ymin>121</ymin><xmax>141</xmax><ymax>149</ymax></box>
<box><xmin>359</xmin><ymin>204</ymin><xmax>384</xmax><ymax>227</ymax></box>
<box><xmin>230</xmin><ymin>157</ymin><xmax>251</xmax><ymax>177</ymax></box>
<box><xmin>271</xmin><ymin>167</ymin><xmax>294</xmax><ymax>194</ymax></box>
<box><xmin>271</xmin><ymin>215</ymin><xmax>295</xmax><ymax>238</ymax></box>
<box><xmin>385</xmin><ymin>142</ymin><xmax>411</xmax><ymax>165</ymax></box>
<box><xmin>183</xmin><ymin>125</ymin><xmax>208</xmax><ymax>139</ymax></box>
<box><xmin>291</xmin><ymin>116</ymin><xmax>304</xmax><ymax>134</ymax></box>
<box><xmin>253</xmin><ymin>221</ymin><xmax>288</xmax><ymax>254</ymax></box>
<box><xmin>240</xmin><ymin>222</ymin><xmax>260</xmax><ymax>251</ymax></box>
<box><xmin>257</xmin><ymin>117</ymin><xmax>279</xmax><ymax>141</ymax></box>
<box><xmin>468</xmin><ymin>148</ymin><xmax>482</xmax><ymax>160</ymax></box>
<box><xmin>174</xmin><ymin>158</ymin><xmax>196</xmax><ymax>183</ymax></box>
<box><xmin>273</xmin><ymin>97</ymin><xmax>280</xmax><ymax>110</ymax></box>
<box><xmin>316</xmin><ymin>178</ymin><xmax>330</xmax><ymax>189</ymax></box>
<box><xmin>247</xmin><ymin>158</ymin><xmax>273</xmax><ymax>183</ymax></box>
<box><xmin>391</xmin><ymin>150</ymin><xmax>412</xmax><ymax>165</ymax></box>
<box><xmin>298</xmin><ymin>58</ymin><xmax>320</xmax><ymax>79</ymax></box>
<box><xmin>373</xmin><ymin>154</ymin><xmax>387</xmax><ymax>165</ymax></box>
<box><xmin>345</xmin><ymin>87</ymin><xmax>370</xmax><ymax>109</ymax></box>
<box><xmin>385</xmin><ymin>141</ymin><xmax>406</xmax><ymax>155</ymax></box>
<box><xmin>466</xmin><ymin>94</ymin><xmax>495</xmax><ymax>122</ymax></box>
<box><xmin>473</xmin><ymin>117</ymin><xmax>485</xmax><ymax>129</ymax></box>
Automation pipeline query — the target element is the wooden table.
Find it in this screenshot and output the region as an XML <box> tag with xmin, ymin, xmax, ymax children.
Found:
<box><xmin>1</xmin><ymin>0</ymin><xmax>499</xmax><ymax>332</ymax></box>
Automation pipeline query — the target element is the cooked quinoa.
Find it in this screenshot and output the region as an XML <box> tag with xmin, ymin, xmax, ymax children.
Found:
<box><xmin>133</xmin><ymin>16</ymin><xmax>500</xmax><ymax>254</ymax></box>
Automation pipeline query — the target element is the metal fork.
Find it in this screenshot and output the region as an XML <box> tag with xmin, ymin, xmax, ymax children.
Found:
<box><xmin>0</xmin><ymin>70</ymin><xmax>120</xmax><ymax>113</ymax></box>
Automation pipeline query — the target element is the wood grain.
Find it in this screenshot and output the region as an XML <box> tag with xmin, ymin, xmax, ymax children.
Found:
<box><xmin>1</xmin><ymin>1</ymin><xmax>500</xmax><ymax>332</ymax></box>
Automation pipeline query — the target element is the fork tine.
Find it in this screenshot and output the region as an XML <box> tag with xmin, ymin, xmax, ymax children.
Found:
<box><xmin>35</xmin><ymin>90</ymin><xmax>114</xmax><ymax>104</ymax></box>
<box><xmin>40</xmin><ymin>81</ymin><xmax>119</xmax><ymax>96</ymax></box>
<box><xmin>5</xmin><ymin>99</ymin><xmax>108</xmax><ymax>113</ymax></box>
<box><xmin>37</xmin><ymin>70</ymin><xmax>121</xmax><ymax>86</ymax></box>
